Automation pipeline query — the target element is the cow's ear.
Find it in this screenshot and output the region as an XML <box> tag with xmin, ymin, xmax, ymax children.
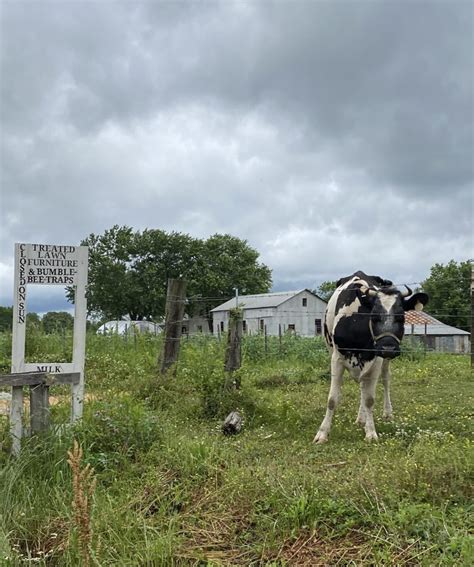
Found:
<box><xmin>403</xmin><ymin>292</ymin><xmax>429</xmax><ymax>312</ymax></box>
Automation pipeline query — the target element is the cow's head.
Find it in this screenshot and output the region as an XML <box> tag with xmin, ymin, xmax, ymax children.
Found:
<box><xmin>359</xmin><ymin>286</ymin><xmax>429</xmax><ymax>359</ymax></box>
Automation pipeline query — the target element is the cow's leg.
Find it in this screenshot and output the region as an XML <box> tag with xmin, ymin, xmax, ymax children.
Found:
<box><xmin>313</xmin><ymin>352</ymin><xmax>344</xmax><ymax>444</ymax></box>
<box><xmin>355</xmin><ymin>384</ymin><xmax>366</xmax><ymax>426</ymax></box>
<box><xmin>360</xmin><ymin>366</ymin><xmax>380</xmax><ymax>441</ymax></box>
<box><xmin>381</xmin><ymin>359</ymin><xmax>393</xmax><ymax>421</ymax></box>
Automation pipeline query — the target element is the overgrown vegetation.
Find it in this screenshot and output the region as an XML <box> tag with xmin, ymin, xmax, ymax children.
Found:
<box><xmin>0</xmin><ymin>332</ymin><xmax>472</xmax><ymax>565</ymax></box>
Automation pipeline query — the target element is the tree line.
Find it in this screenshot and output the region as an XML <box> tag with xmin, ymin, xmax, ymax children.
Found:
<box><xmin>0</xmin><ymin>308</ymin><xmax>74</xmax><ymax>334</ymax></box>
<box><xmin>68</xmin><ymin>226</ymin><xmax>272</xmax><ymax>329</ymax></box>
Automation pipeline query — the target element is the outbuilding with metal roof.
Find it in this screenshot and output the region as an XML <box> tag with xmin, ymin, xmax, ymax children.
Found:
<box><xmin>211</xmin><ymin>289</ymin><xmax>327</xmax><ymax>337</ymax></box>
<box><xmin>404</xmin><ymin>311</ymin><xmax>470</xmax><ymax>353</ymax></box>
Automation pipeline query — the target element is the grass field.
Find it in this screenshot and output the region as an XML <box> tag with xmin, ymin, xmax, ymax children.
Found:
<box><xmin>0</xmin><ymin>332</ymin><xmax>473</xmax><ymax>565</ymax></box>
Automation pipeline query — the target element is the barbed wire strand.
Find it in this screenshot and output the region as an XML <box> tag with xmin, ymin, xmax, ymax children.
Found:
<box><xmin>133</xmin><ymin>310</ymin><xmax>470</xmax><ymax>325</ymax></box>
<box><xmin>98</xmin><ymin>334</ymin><xmax>471</xmax><ymax>356</ymax></box>
<box><xmin>164</xmin><ymin>290</ymin><xmax>470</xmax><ymax>304</ymax></box>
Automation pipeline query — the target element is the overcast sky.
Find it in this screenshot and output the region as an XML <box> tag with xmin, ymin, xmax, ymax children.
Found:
<box><xmin>1</xmin><ymin>0</ymin><xmax>472</xmax><ymax>313</ymax></box>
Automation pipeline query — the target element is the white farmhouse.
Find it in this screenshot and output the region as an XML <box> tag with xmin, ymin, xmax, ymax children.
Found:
<box><xmin>211</xmin><ymin>290</ymin><xmax>327</xmax><ymax>337</ymax></box>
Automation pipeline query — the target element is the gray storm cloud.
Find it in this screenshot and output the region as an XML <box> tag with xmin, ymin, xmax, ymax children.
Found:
<box><xmin>0</xmin><ymin>1</ymin><xmax>472</xmax><ymax>308</ymax></box>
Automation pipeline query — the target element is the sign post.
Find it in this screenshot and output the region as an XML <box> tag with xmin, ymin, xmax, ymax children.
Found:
<box><xmin>11</xmin><ymin>243</ymin><xmax>88</xmax><ymax>454</ymax></box>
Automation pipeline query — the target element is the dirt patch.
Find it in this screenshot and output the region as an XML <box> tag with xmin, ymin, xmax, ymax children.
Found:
<box><xmin>0</xmin><ymin>392</ymin><xmax>97</xmax><ymax>416</ymax></box>
<box><xmin>174</xmin><ymin>487</ymin><xmax>257</xmax><ymax>565</ymax></box>
<box><xmin>269</xmin><ymin>530</ymin><xmax>371</xmax><ymax>566</ymax></box>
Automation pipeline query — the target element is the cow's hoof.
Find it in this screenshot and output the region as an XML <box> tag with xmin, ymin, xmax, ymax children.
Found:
<box><xmin>364</xmin><ymin>431</ymin><xmax>379</xmax><ymax>442</ymax></box>
<box><xmin>313</xmin><ymin>431</ymin><xmax>328</xmax><ymax>444</ymax></box>
<box><xmin>383</xmin><ymin>413</ymin><xmax>393</xmax><ymax>422</ymax></box>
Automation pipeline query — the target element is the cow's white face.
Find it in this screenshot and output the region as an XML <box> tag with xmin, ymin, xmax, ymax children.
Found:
<box><xmin>362</xmin><ymin>287</ymin><xmax>429</xmax><ymax>359</ymax></box>
<box><xmin>369</xmin><ymin>291</ymin><xmax>406</xmax><ymax>359</ymax></box>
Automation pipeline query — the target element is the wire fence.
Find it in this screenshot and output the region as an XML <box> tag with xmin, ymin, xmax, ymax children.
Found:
<box><xmin>72</xmin><ymin>331</ymin><xmax>474</xmax><ymax>357</ymax></box>
<box><xmin>0</xmin><ymin>331</ymin><xmax>469</xmax><ymax>380</ymax></box>
<box><xmin>2</xmin><ymin>281</ymin><xmax>470</xmax><ymax>362</ymax></box>
<box><xmin>93</xmin><ymin>282</ymin><xmax>471</xmax><ymax>359</ymax></box>
<box><xmin>104</xmin><ymin>308</ymin><xmax>470</xmax><ymax>327</ymax></box>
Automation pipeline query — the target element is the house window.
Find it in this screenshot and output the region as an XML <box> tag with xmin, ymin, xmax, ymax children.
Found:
<box><xmin>181</xmin><ymin>326</ymin><xmax>188</xmax><ymax>334</ymax></box>
<box><xmin>243</xmin><ymin>320</ymin><xmax>247</xmax><ymax>333</ymax></box>
<box><xmin>197</xmin><ymin>325</ymin><xmax>203</xmax><ymax>333</ymax></box>
<box><xmin>259</xmin><ymin>319</ymin><xmax>265</xmax><ymax>332</ymax></box>
<box><xmin>315</xmin><ymin>319</ymin><xmax>322</xmax><ymax>335</ymax></box>
<box><xmin>302</xmin><ymin>297</ymin><xmax>307</xmax><ymax>307</ymax></box>
<box><xmin>288</xmin><ymin>324</ymin><xmax>295</xmax><ymax>332</ymax></box>
<box><xmin>220</xmin><ymin>321</ymin><xmax>224</xmax><ymax>332</ymax></box>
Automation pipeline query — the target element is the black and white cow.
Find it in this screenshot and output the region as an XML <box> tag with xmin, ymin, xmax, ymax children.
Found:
<box><xmin>314</xmin><ymin>271</ymin><xmax>428</xmax><ymax>444</ymax></box>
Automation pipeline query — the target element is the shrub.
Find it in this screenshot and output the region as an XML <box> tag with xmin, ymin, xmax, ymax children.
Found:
<box><xmin>74</xmin><ymin>397</ymin><xmax>161</xmax><ymax>472</ymax></box>
<box><xmin>401</xmin><ymin>336</ymin><xmax>426</xmax><ymax>361</ymax></box>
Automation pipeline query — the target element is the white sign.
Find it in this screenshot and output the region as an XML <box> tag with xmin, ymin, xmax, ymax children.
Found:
<box><xmin>11</xmin><ymin>243</ymin><xmax>88</xmax><ymax>454</ymax></box>
<box><xmin>20</xmin><ymin>243</ymin><xmax>80</xmax><ymax>287</ymax></box>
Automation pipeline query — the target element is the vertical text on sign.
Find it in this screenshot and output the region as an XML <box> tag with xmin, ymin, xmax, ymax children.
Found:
<box><xmin>17</xmin><ymin>244</ymin><xmax>27</xmax><ymax>324</ymax></box>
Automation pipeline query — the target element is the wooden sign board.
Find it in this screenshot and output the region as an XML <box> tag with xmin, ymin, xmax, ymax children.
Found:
<box><xmin>11</xmin><ymin>243</ymin><xmax>88</xmax><ymax>453</ymax></box>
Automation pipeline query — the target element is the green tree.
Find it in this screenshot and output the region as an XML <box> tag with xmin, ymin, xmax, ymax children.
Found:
<box><xmin>0</xmin><ymin>306</ymin><xmax>13</xmax><ymax>332</ymax></box>
<box><xmin>26</xmin><ymin>312</ymin><xmax>41</xmax><ymax>334</ymax></box>
<box><xmin>69</xmin><ymin>225</ymin><xmax>138</xmax><ymax>320</ymax></box>
<box><xmin>314</xmin><ymin>281</ymin><xmax>337</xmax><ymax>302</ymax></box>
<box><xmin>72</xmin><ymin>227</ymin><xmax>272</xmax><ymax>323</ymax></box>
<box><xmin>26</xmin><ymin>312</ymin><xmax>41</xmax><ymax>326</ymax></box>
<box><xmin>188</xmin><ymin>234</ymin><xmax>272</xmax><ymax>328</ymax></box>
<box><xmin>42</xmin><ymin>311</ymin><xmax>74</xmax><ymax>334</ymax></box>
<box><xmin>130</xmin><ymin>229</ymin><xmax>201</xmax><ymax>320</ymax></box>
<box><xmin>422</xmin><ymin>260</ymin><xmax>471</xmax><ymax>331</ymax></box>
<box><xmin>0</xmin><ymin>308</ymin><xmax>41</xmax><ymax>332</ymax></box>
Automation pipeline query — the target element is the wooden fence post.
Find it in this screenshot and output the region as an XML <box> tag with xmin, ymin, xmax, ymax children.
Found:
<box><xmin>0</xmin><ymin>372</ymin><xmax>80</xmax><ymax>452</ymax></box>
<box><xmin>160</xmin><ymin>279</ymin><xmax>187</xmax><ymax>375</ymax></box>
<box><xmin>30</xmin><ymin>384</ymin><xmax>50</xmax><ymax>433</ymax></box>
<box><xmin>224</xmin><ymin>308</ymin><xmax>243</xmax><ymax>389</ymax></box>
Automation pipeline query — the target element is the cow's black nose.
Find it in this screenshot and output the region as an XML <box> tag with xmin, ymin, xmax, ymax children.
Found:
<box><xmin>380</xmin><ymin>345</ymin><xmax>399</xmax><ymax>359</ymax></box>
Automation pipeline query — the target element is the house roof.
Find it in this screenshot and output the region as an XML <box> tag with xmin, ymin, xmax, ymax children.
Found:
<box><xmin>211</xmin><ymin>289</ymin><xmax>324</xmax><ymax>312</ymax></box>
<box><xmin>404</xmin><ymin>311</ymin><xmax>439</xmax><ymax>325</ymax></box>
<box><xmin>404</xmin><ymin>311</ymin><xmax>470</xmax><ymax>336</ymax></box>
